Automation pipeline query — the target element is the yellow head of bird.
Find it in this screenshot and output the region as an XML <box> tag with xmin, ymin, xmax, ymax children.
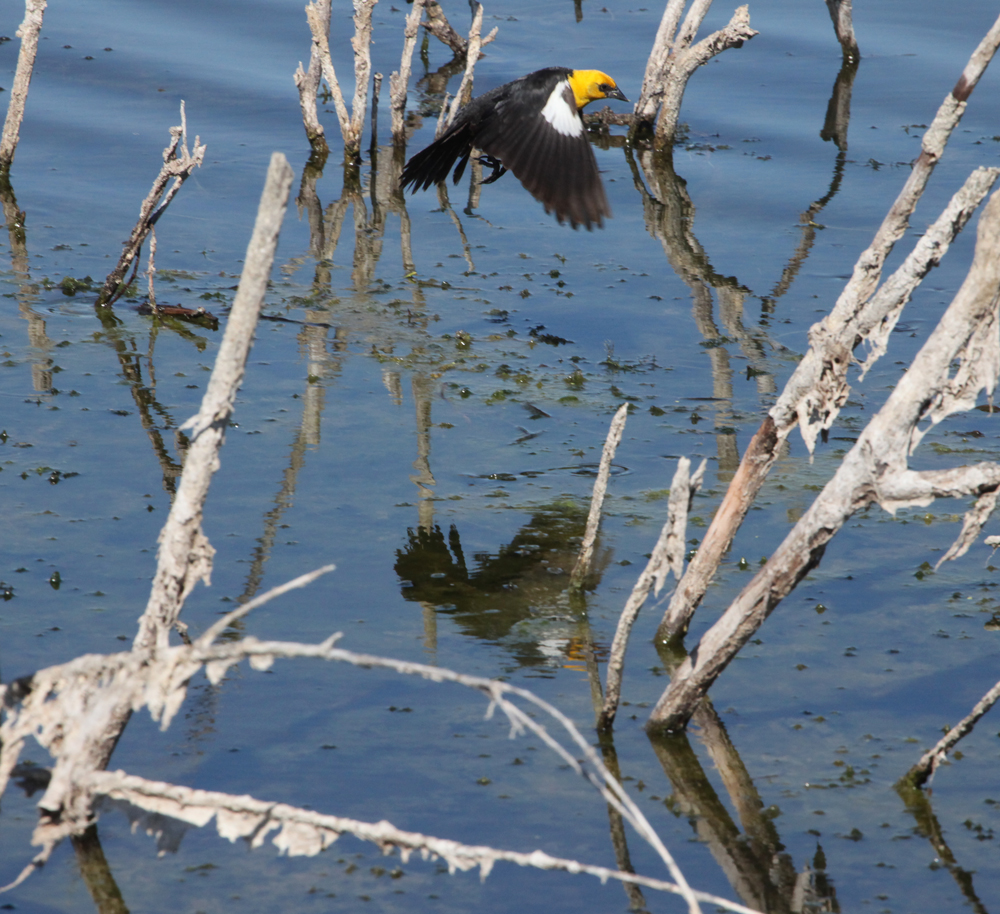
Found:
<box><xmin>567</xmin><ymin>70</ymin><xmax>629</xmax><ymax>109</ymax></box>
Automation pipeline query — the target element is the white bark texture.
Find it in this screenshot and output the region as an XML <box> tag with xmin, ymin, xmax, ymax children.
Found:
<box><xmin>135</xmin><ymin>152</ymin><xmax>294</xmax><ymax>651</ymax></box>
<box><xmin>294</xmin><ymin>0</ymin><xmax>331</xmax><ymax>150</ymax></box>
<box><xmin>654</xmin><ymin>14</ymin><xmax>1000</xmax><ymax>645</ymax></box>
<box><xmin>0</xmin><ymin>0</ymin><xmax>46</xmax><ymax>172</ymax></box>
<box><xmin>570</xmin><ymin>403</ymin><xmax>629</xmax><ymax>589</ymax></box>
<box><xmin>648</xmin><ymin>187</ymin><xmax>1000</xmax><ymax>731</ymax></box>
<box><xmin>389</xmin><ymin>0</ymin><xmax>426</xmax><ymax>142</ymax></box>
<box><xmin>598</xmin><ymin>458</ymin><xmax>705</xmax><ymax>730</ymax></box>
<box><xmin>635</xmin><ymin>2</ymin><xmax>757</xmax><ymax>147</ymax></box>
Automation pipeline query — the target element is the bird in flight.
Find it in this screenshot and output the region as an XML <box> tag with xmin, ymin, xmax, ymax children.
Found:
<box><xmin>400</xmin><ymin>67</ymin><xmax>629</xmax><ymax>229</ymax></box>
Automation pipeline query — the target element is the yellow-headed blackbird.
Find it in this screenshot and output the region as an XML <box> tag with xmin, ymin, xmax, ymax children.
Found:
<box><xmin>400</xmin><ymin>67</ymin><xmax>628</xmax><ymax>230</ymax></box>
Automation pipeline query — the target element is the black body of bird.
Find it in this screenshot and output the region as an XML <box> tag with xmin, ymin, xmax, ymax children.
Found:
<box><xmin>400</xmin><ymin>67</ymin><xmax>628</xmax><ymax>229</ymax></box>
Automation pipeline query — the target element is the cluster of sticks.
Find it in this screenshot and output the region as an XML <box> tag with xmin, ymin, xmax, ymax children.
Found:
<box><xmin>569</xmin><ymin>13</ymin><xmax>1000</xmax><ymax>795</ymax></box>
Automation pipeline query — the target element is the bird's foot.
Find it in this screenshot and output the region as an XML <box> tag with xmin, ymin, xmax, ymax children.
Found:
<box><xmin>477</xmin><ymin>154</ymin><xmax>507</xmax><ymax>185</ymax></box>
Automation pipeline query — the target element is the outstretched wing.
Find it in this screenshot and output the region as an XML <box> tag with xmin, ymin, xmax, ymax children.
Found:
<box><xmin>475</xmin><ymin>78</ymin><xmax>610</xmax><ymax>230</ymax></box>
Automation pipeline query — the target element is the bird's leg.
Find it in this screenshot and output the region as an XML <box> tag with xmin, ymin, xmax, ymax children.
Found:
<box><xmin>477</xmin><ymin>154</ymin><xmax>507</xmax><ymax>185</ymax></box>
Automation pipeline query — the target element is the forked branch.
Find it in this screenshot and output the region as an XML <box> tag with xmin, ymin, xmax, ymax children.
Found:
<box><xmin>634</xmin><ymin>2</ymin><xmax>758</xmax><ymax>148</ymax></box>
<box><xmin>97</xmin><ymin>104</ymin><xmax>206</xmax><ymax>307</ymax></box>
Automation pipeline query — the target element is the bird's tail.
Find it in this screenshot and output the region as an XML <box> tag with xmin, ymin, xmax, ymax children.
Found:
<box><xmin>400</xmin><ymin>125</ymin><xmax>472</xmax><ymax>193</ymax></box>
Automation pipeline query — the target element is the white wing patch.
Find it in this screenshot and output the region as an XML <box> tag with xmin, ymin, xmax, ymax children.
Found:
<box><xmin>540</xmin><ymin>81</ymin><xmax>583</xmax><ymax>138</ymax></box>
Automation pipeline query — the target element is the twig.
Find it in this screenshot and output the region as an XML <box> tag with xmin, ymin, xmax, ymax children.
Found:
<box><xmin>824</xmin><ymin>0</ymin><xmax>859</xmax><ymax>63</ymax></box>
<box><xmin>84</xmin><ymin>769</ymin><xmax>756</xmax><ymax>913</ymax></box>
<box><xmin>648</xmin><ymin>186</ymin><xmax>1000</xmax><ymax>732</ymax></box>
<box><xmin>899</xmin><ymin>677</ymin><xmax>1000</xmax><ymax>789</ymax></box>
<box><xmin>146</xmin><ymin>227</ymin><xmax>158</xmax><ymax>313</ymax></box>
<box><xmin>135</xmin><ymin>152</ymin><xmax>294</xmax><ymax>651</ymax></box>
<box><xmin>0</xmin><ymin>0</ymin><xmax>46</xmax><ymax>174</ymax></box>
<box><xmin>293</xmin><ymin>0</ymin><xmax>331</xmax><ymax>155</ymax></box>
<box><xmin>302</xmin><ymin>0</ymin><xmax>376</xmax><ymax>156</ymax></box>
<box><xmin>97</xmin><ymin>103</ymin><xmax>206</xmax><ymax>306</ymax></box>
<box><xmin>370</xmin><ymin>72</ymin><xmax>382</xmax><ymax>154</ymax></box>
<box><xmin>599</xmin><ymin>458</ymin><xmax>704</xmax><ymax>730</ymax></box>
<box><xmin>421</xmin><ymin>0</ymin><xmax>496</xmax><ymax>59</ymax></box>
<box><xmin>634</xmin><ymin>2</ymin><xmax>758</xmax><ymax>149</ymax></box>
<box><xmin>443</xmin><ymin>4</ymin><xmax>497</xmax><ymax>131</ymax></box>
<box><xmin>389</xmin><ymin>0</ymin><xmax>427</xmax><ymax>143</ymax></box>
<box><xmin>570</xmin><ymin>404</ymin><xmax>629</xmax><ymax>590</ymax></box>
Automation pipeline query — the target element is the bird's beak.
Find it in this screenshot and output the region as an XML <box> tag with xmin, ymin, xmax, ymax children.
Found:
<box><xmin>606</xmin><ymin>86</ymin><xmax>629</xmax><ymax>103</ymax></box>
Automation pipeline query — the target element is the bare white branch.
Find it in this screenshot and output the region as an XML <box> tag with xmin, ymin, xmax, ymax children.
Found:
<box><xmin>389</xmin><ymin>0</ymin><xmax>426</xmax><ymax>142</ymax></box>
<box><xmin>599</xmin><ymin>458</ymin><xmax>705</xmax><ymax>730</ymax></box>
<box><xmin>0</xmin><ymin>0</ymin><xmax>47</xmax><ymax>173</ymax></box>
<box><xmin>570</xmin><ymin>403</ymin><xmax>629</xmax><ymax>589</ymax></box>
<box><xmin>649</xmin><ymin>187</ymin><xmax>1000</xmax><ymax>732</ymax></box>
<box><xmin>901</xmin><ymin>676</ymin><xmax>1000</xmax><ymax>788</ymax></box>
<box><xmin>135</xmin><ymin>152</ymin><xmax>294</xmax><ymax>651</ymax></box>
<box><xmin>97</xmin><ymin>103</ymin><xmax>206</xmax><ymax>306</ymax></box>
<box><xmin>84</xmin><ymin>770</ymin><xmax>758</xmax><ymax>914</ymax></box>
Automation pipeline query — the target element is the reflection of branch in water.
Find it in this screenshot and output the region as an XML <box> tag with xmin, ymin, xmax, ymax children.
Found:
<box><xmin>762</xmin><ymin>150</ymin><xmax>848</xmax><ymax>315</ymax></box>
<box><xmin>647</xmin><ymin>696</ymin><xmax>840</xmax><ymax>914</ymax></box>
<box><xmin>628</xmin><ymin>146</ymin><xmax>775</xmax><ymax>475</ymax></box>
<box><xmin>597</xmin><ymin>732</ymin><xmax>648</xmax><ymax>912</ymax></box>
<box><xmin>92</xmin><ymin>311</ymin><xmax>188</xmax><ymax>496</ymax></box>
<box><xmin>71</xmin><ymin>824</ymin><xmax>130</xmax><ymax>914</ymax></box>
<box><xmin>895</xmin><ymin>781</ymin><xmax>988</xmax><ymax>914</ymax></box>
<box><xmin>435</xmin><ymin>181</ymin><xmax>475</xmax><ymax>272</ymax></box>
<box><xmin>820</xmin><ymin>58</ymin><xmax>859</xmax><ymax>152</ymax></box>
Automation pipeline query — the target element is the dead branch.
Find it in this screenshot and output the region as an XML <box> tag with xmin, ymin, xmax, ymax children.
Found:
<box><xmin>146</xmin><ymin>226</ymin><xmax>158</xmax><ymax>312</ymax></box>
<box><xmin>302</xmin><ymin>0</ymin><xmax>376</xmax><ymax>157</ymax></box>
<box><xmin>389</xmin><ymin>0</ymin><xmax>427</xmax><ymax>143</ymax></box>
<box><xmin>349</xmin><ymin>0</ymin><xmax>377</xmax><ymax>155</ymax></box>
<box><xmin>635</xmin><ymin>2</ymin><xmax>758</xmax><ymax>149</ymax></box>
<box><xmin>135</xmin><ymin>151</ymin><xmax>294</xmax><ymax>650</ymax></box>
<box><xmin>96</xmin><ymin>104</ymin><xmax>206</xmax><ymax>306</ymax></box>
<box><xmin>83</xmin><ymin>769</ymin><xmax>755</xmax><ymax>914</ymax></box>
<box><xmin>443</xmin><ymin>3</ymin><xmax>495</xmax><ymax>130</ymax></box>
<box><xmin>773</xmin><ymin>15</ymin><xmax>1000</xmax><ymax>449</ymax></box>
<box><xmin>899</xmin><ymin>676</ymin><xmax>1000</xmax><ymax>789</ymax></box>
<box><xmin>658</xmin><ymin>164</ymin><xmax>1000</xmax><ymax>641</ymax></box>
<box><xmin>0</xmin><ymin>586</ymin><xmax>759</xmax><ymax>913</ymax></box>
<box><xmin>570</xmin><ymin>403</ymin><xmax>629</xmax><ymax>590</ymax></box>
<box><xmin>648</xmin><ymin>186</ymin><xmax>1000</xmax><ymax>732</ymax></box>
<box><xmin>422</xmin><ymin>0</ymin><xmax>497</xmax><ymax>59</ymax></box>
<box><xmin>293</xmin><ymin>0</ymin><xmax>331</xmax><ymax>156</ymax></box>
<box><xmin>0</xmin><ymin>0</ymin><xmax>46</xmax><ymax>174</ymax></box>
<box><xmin>824</xmin><ymin>0</ymin><xmax>859</xmax><ymax>64</ymax></box>
<box><xmin>599</xmin><ymin>458</ymin><xmax>705</xmax><ymax>730</ymax></box>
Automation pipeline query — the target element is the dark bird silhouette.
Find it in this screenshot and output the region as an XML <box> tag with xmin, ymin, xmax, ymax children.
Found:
<box><xmin>400</xmin><ymin>67</ymin><xmax>628</xmax><ymax>229</ymax></box>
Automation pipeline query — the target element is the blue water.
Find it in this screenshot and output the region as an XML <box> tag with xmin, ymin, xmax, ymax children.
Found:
<box><xmin>2</xmin><ymin>1</ymin><xmax>1000</xmax><ymax>912</ymax></box>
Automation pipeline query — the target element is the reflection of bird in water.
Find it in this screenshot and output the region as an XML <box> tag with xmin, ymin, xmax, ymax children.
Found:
<box><xmin>400</xmin><ymin>67</ymin><xmax>629</xmax><ymax>229</ymax></box>
<box><xmin>394</xmin><ymin>505</ymin><xmax>612</xmax><ymax>669</ymax></box>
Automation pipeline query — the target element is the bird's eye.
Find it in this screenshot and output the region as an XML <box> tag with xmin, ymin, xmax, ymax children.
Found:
<box><xmin>599</xmin><ymin>84</ymin><xmax>612</xmax><ymax>93</ymax></box>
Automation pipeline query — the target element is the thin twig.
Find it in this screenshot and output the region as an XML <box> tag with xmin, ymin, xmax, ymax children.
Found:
<box><xmin>900</xmin><ymin>677</ymin><xmax>1000</xmax><ymax>789</ymax></box>
<box><xmin>390</xmin><ymin>0</ymin><xmax>427</xmax><ymax>143</ymax></box>
<box><xmin>570</xmin><ymin>403</ymin><xmax>629</xmax><ymax>590</ymax></box>
<box><xmin>146</xmin><ymin>227</ymin><xmax>158</xmax><ymax>313</ymax></box>
<box><xmin>293</xmin><ymin>0</ymin><xmax>331</xmax><ymax>155</ymax></box>
<box><xmin>599</xmin><ymin>458</ymin><xmax>704</xmax><ymax>730</ymax></box>
<box><xmin>97</xmin><ymin>103</ymin><xmax>206</xmax><ymax>306</ymax></box>
<box><xmin>0</xmin><ymin>0</ymin><xmax>47</xmax><ymax>174</ymax></box>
